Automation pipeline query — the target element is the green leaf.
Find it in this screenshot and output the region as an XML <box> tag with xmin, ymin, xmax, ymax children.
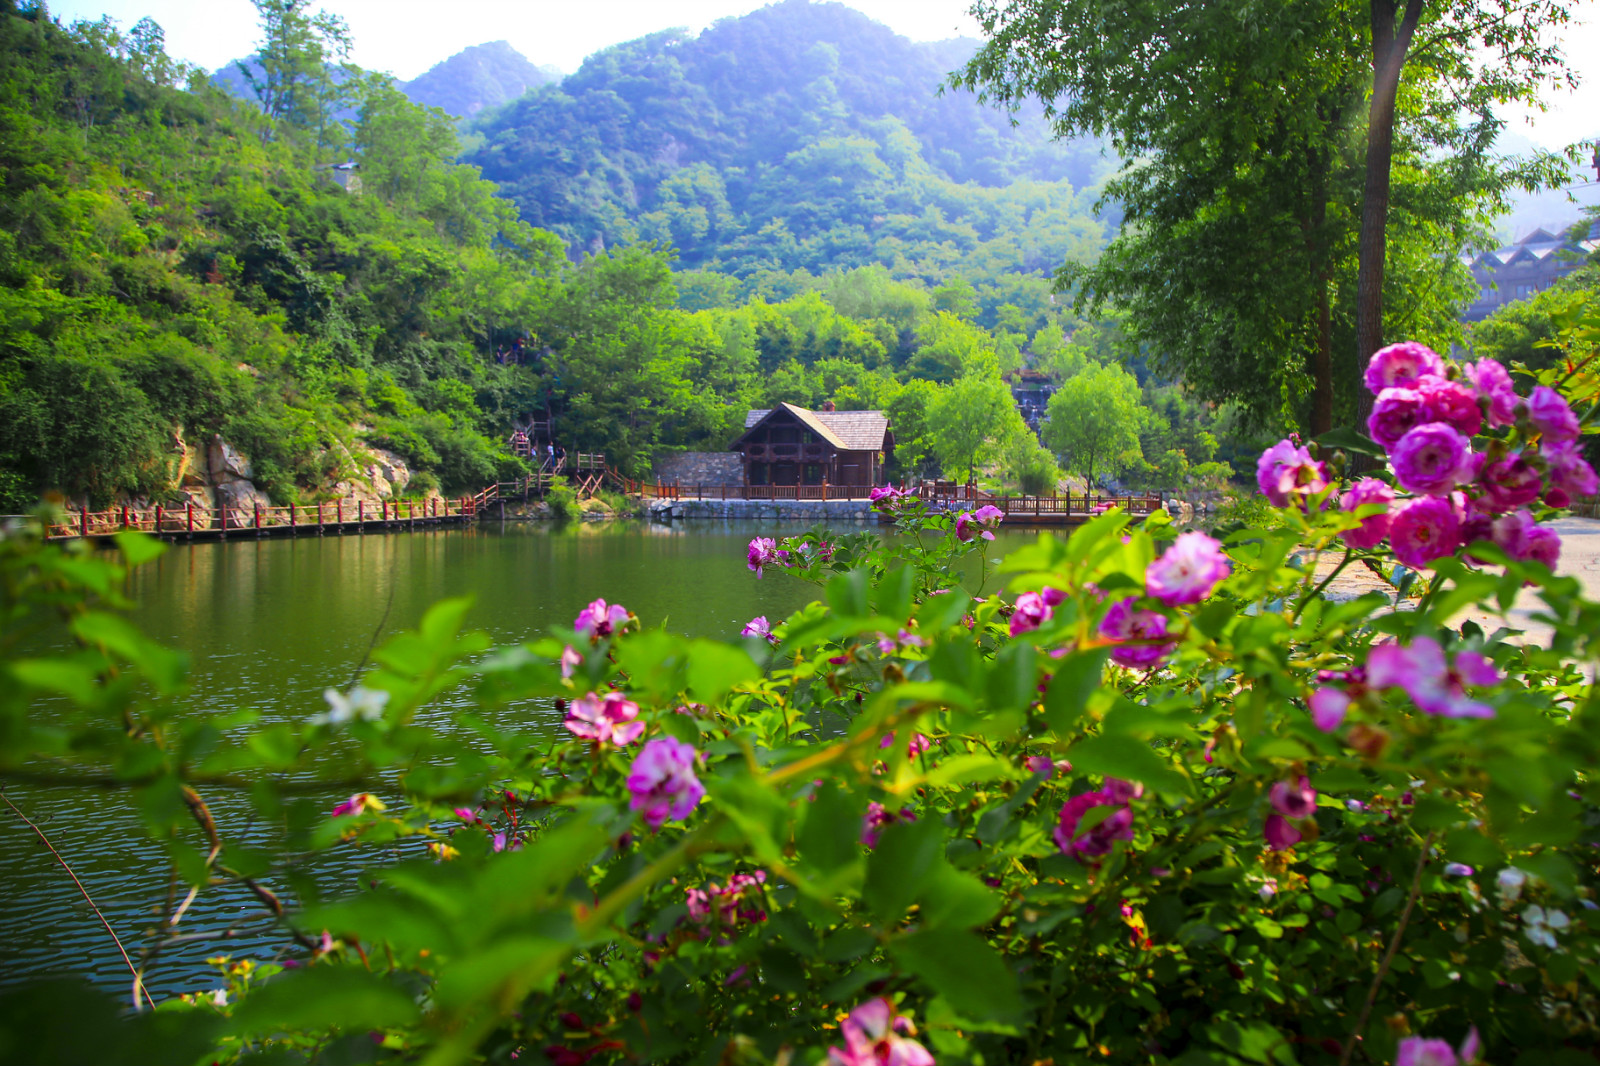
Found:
<box><xmin>916</xmin><ymin>589</ymin><xmax>971</xmax><ymax>632</ymax></box>
<box><xmin>920</xmin><ymin>864</ymin><xmax>1001</xmax><ymax>929</ymax></box>
<box><xmin>686</xmin><ymin>640</ymin><xmax>760</xmax><ymax>705</ymax></box>
<box><xmin>874</xmin><ymin>564</ymin><xmax>915</xmax><ymax>622</ymax></box>
<box><xmin>227</xmin><ymin>966</ymin><xmax>419</xmax><ymax>1037</ymax></box>
<box><xmin>1314</xmin><ymin>425</ymin><xmax>1384</xmax><ymax>459</ymax></box>
<box><xmin>985</xmin><ymin>641</ymin><xmax>1037</xmax><ymax>712</ymax></box>
<box><xmin>865</xmin><ymin>815</ymin><xmax>943</xmax><ymax>922</ymax></box>
<box><xmin>826</xmin><ymin>568</ymin><xmax>871</xmax><ymax>618</ymax></box>
<box><xmin>1042</xmin><ymin>649</ymin><xmax>1107</xmax><ymax>736</ymax></box>
<box><xmin>114</xmin><ymin>530</ymin><xmax>166</xmax><ymax>567</ymax></box>
<box><xmin>1068</xmin><ymin>734</ymin><xmax>1193</xmax><ymax>797</ymax></box>
<box><xmin>891</xmin><ymin>927</ymin><xmax>1021</xmax><ymax>1022</ymax></box>
<box><xmin>798</xmin><ymin>780</ymin><xmax>865</xmax><ymax>875</ymax></box>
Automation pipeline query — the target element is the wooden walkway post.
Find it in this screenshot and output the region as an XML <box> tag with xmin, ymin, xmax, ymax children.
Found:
<box><xmin>154</xmin><ymin>504</ymin><xmax>162</xmax><ymax>532</ymax></box>
<box><xmin>357</xmin><ymin>500</ymin><xmax>364</xmax><ymax>531</ymax></box>
<box><xmin>80</xmin><ymin>508</ymin><xmax>88</xmax><ymax>538</ymax></box>
<box><xmin>186</xmin><ymin>503</ymin><xmax>194</xmax><ymax>535</ymax></box>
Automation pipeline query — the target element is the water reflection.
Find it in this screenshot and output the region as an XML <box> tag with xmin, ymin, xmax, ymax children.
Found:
<box><xmin>0</xmin><ymin>518</ymin><xmax>1051</xmax><ymax>999</ymax></box>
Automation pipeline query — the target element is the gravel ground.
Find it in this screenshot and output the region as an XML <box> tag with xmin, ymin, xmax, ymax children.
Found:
<box><xmin>1306</xmin><ymin>516</ymin><xmax>1600</xmax><ymax>646</ymax></box>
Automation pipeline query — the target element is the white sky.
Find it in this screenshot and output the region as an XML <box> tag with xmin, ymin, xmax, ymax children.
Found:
<box><xmin>42</xmin><ymin>0</ymin><xmax>1600</xmax><ymax>151</ymax></box>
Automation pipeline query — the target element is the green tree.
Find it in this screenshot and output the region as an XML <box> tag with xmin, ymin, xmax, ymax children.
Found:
<box><xmin>926</xmin><ymin>372</ymin><xmax>1012</xmax><ymax>483</ymax></box>
<box><xmin>958</xmin><ymin>0</ymin><xmax>1571</xmax><ymax>434</ymax></box>
<box><xmin>240</xmin><ymin>0</ymin><xmax>355</xmax><ymax>149</ymax></box>
<box><xmin>1044</xmin><ymin>362</ymin><xmax>1145</xmax><ymax>487</ymax></box>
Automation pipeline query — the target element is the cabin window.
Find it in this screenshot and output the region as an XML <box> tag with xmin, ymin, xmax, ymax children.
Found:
<box><xmin>804</xmin><ymin>464</ymin><xmax>823</xmax><ymax>485</ymax></box>
<box><xmin>749</xmin><ymin>463</ymin><xmax>769</xmax><ymax>485</ymax></box>
<box><xmin>770</xmin><ymin>426</ymin><xmax>799</xmax><ymax>444</ymax></box>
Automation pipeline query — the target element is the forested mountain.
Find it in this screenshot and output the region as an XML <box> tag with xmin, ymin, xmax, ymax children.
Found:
<box><xmin>399</xmin><ymin>41</ymin><xmax>557</xmax><ymax>119</ymax></box>
<box><xmin>464</xmin><ymin>0</ymin><xmax>1112</xmax><ymax>286</ymax></box>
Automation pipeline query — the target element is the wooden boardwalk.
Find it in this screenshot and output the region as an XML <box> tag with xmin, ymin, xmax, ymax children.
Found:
<box><xmin>45</xmin><ymin>497</ymin><xmax>476</xmax><ymax>543</ymax></box>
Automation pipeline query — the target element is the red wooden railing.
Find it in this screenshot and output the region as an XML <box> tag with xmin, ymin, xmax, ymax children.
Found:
<box><xmin>47</xmin><ymin>495</ymin><xmax>470</xmax><ymax>540</ymax></box>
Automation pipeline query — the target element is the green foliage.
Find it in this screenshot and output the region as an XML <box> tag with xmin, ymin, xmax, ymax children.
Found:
<box><xmin>927</xmin><ymin>373</ymin><xmax>1014</xmax><ymax>484</ymax></box>
<box><xmin>9</xmin><ymin>427</ymin><xmax>1600</xmax><ymax>1063</ymax></box>
<box><xmin>545</xmin><ymin>478</ymin><xmax>580</xmax><ymax>521</ymax></box>
<box><xmin>1045</xmin><ymin>362</ymin><xmax>1147</xmax><ymax>487</ymax></box>
<box><xmin>957</xmin><ymin>0</ymin><xmax>1573</xmax><ymax>434</ymax></box>
<box><xmin>465</xmin><ymin>3</ymin><xmax>1111</xmax><ymax>323</ymax></box>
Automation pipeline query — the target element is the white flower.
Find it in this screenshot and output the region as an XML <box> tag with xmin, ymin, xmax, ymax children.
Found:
<box><xmin>314</xmin><ymin>685</ymin><xmax>389</xmax><ymax>725</ymax></box>
<box><xmin>210</xmin><ymin>988</ymin><xmax>228</xmax><ymax>1007</ymax></box>
<box><xmin>1258</xmin><ymin>878</ymin><xmax>1278</xmax><ymax>901</ymax></box>
<box><xmin>1523</xmin><ymin>904</ymin><xmax>1570</xmax><ymax>949</ymax></box>
<box><xmin>1497</xmin><ymin>866</ymin><xmax>1528</xmax><ymax>903</ymax></box>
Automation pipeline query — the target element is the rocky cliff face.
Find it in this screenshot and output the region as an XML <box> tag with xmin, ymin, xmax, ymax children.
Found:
<box><xmin>116</xmin><ymin>426</ymin><xmax>439</xmax><ymax>528</ymax></box>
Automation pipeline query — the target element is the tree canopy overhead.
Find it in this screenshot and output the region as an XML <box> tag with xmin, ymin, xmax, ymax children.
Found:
<box><xmin>956</xmin><ymin>0</ymin><xmax>1574</xmax><ymax>435</ymax></box>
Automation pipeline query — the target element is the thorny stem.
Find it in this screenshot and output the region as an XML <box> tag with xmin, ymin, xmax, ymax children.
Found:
<box><xmin>2</xmin><ymin>787</ymin><xmax>151</xmax><ymax>1011</ymax></box>
<box><xmin>1293</xmin><ymin>547</ymin><xmax>1355</xmax><ymax>622</ymax></box>
<box><xmin>1338</xmin><ymin>830</ymin><xmax>1434</xmax><ymax>1066</ymax></box>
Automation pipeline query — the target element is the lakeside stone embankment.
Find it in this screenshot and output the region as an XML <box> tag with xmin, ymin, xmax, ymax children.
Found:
<box><xmin>647</xmin><ymin>498</ymin><xmax>879</xmax><ymax>522</ymax></box>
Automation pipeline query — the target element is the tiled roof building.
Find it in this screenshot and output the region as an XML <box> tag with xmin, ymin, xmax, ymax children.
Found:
<box><xmin>1463</xmin><ymin>221</ymin><xmax>1599</xmax><ymax>322</ymax></box>
<box><xmin>731</xmin><ymin>404</ymin><xmax>894</xmax><ymax>488</ymax></box>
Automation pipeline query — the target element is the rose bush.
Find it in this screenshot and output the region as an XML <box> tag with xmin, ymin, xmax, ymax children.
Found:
<box><xmin>3</xmin><ymin>342</ymin><xmax>1600</xmax><ymax>1065</ymax></box>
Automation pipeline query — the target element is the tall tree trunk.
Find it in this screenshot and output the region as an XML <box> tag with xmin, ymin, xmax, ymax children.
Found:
<box><xmin>1304</xmin><ymin>147</ymin><xmax>1334</xmax><ymax>437</ymax></box>
<box><xmin>1354</xmin><ymin>0</ymin><xmax>1425</xmax><ymax>429</ymax></box>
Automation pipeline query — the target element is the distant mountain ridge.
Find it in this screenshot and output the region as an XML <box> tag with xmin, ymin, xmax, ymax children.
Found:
<box><xmin>213</xmin><ymin>40</ymin><xmax>557</xmax><ymax>122</ymax></box>
<box><xmin>461</xmin><ymin>0</ymin><xmax>1112</xmax><ymax>281</ymax></box>
<box><xmin>401</xmin><ymin>41</ymin><xmax>559</xmax><ymax>118</ymax></box>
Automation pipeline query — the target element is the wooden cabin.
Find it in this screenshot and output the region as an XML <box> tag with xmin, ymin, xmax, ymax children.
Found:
<box><xmin>729</xmin><ymin>403</ymin><xmax>894</xmax><ymax>490</ymax></box>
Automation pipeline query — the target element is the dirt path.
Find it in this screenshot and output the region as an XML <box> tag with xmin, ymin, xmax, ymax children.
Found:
<box><xmin>1306</xmin><ymin>517</ymin><xmax>1600</xmax><ymax>646</ymax></box>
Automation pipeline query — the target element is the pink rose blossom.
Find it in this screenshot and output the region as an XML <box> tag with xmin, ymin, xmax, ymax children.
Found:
<box><xmin>826</xmin><ymin>997</ymin><xmax>934</xmax><ymax>1066</ymax></box>
<box><xmin>564</xmin><ymin>691</ymin><xmax>644</xmax><ymax>747</ymax></box>
<box><xmin>331</xmin><ymin>793</ymin><xmax>383</xmax><ymax>818</ymax></box>
<box><xmin>1478</xmin><ymin>452</ymin><xmax>1544</xmax><ymax>512</ymax></box>
<box><xmin>1465</xmin><ymin>359</ymin><xmax>1518</xmax><ymax>426</ymax></box>
<box><xmin>1391</xmin><ymin>423</ymin><xmax>1471</xmax><ymax>496</ymax></box>
<box><xmin>1489</xmin><ymin>509</ymin><xmax>1538</xmax><ymax>559</ymax></box>
<box><xmin>1054</xmin><ymin>790</ymin><xmax>1134</xmax><ymax>862</ymax></box>
<box><xmin>626</xmin><ymin>737</ymin><xmax>705</xmax><ymax>829</ymax></box>
<box><xmin>1388</xmin><ymin>495</ymin><xmax>1462</xmax><ymax>570</ymax></box>
<box><xmin>1365</xmin><ymin>341</ymin><xmax>1444</xmax><ymax>394</ymax></box>
<box><xmin>1339</xmin><ymin>478</ymin><xmax>1395</xmax><ymax>549</ymax></box>
<box><xmin>1527</xmin><ymin>385</ymin><xmax>1580</xmax><ymax>444</ymax></box>
<box><xmin>686</xmin><ymin>870</ymin><xmax>768</xmax><ymax>929</ymax></box>
<box><xmin>1418</xmin><ymin>375</ymin><xmax>1483</xmax><ymax>437</ymax></box>
<box><xmin>1098</xmin><ymin>597</ymin><xmax>1174</xmax><ymax>669</ymax></box>
<box><xmin>741</xmin><ymin>615</ymin><xmax>778</xmax><ymax>644</ymax></box>
<box><xmin>1525</xmin><ymin>524</ymin><xmax>1561</xmax><ymax>569</ymax></box>
<box><xmin>746</xmin><ymin>537</ymin><xmax>787</xmax><ymax>579</ymax></box>
<box><xmin>1367</xmin><ymin>637</ymin><xmax>1499</xmax><ymax>719</ymax></box>
<box><xmin>1309</xmin><ymin>688</ymin><xmax>1350</xmax><ymax>732</ymax></box>
<box><xmin>1264</xmin><ymin>814</ymin><xmax>1301</xmax><ymax>851</ymax></box>
<box><xmin>574</xmin><ymin>598</ymin><xmax>630</xmax><ymax>638</ymax></box>
<box><xmin>1367</xmin><ymin>386</ymin><xmax>1431</xmax><ymax>449</ymax></box>
<box><xmin>559</xmin><ymin>644</ymin><xmax>582</xmax><ymax>679</ymax></box>
<box><xmin>869</xmin><ymin>485</ymin><xmax>906</xmax><ymax>511</ymax></box>
<box><xmin>1024</xmin><ymin>755</ymin><xmax>1056</xmax><ymax>776</ymax></box>
<box><xmin>1009</xmin><ymin>591</ymin><xmax>1054</xmax><ymax>636</ymax></box>
<box><xmin>1041</xmin><ymin>587</ymin><xmax>1067</xmax><ymax>607</ymax></box>
<box><xmin>956</xmin><ymin>504</ymin><xmax>1005</xmax><ymax>542</ymax></box>
<box><xmin>1395</xmin><ymin>1037</ymin><xmax>1460</xmax><ymax>1066</ymax></box>
<box><xmin>1269</xmin><ymin>776</ymin><xmax>1317</xmax><ymax>819</ymax></box>
<box><xmin>1545</xmin><ymin>440</ymin><xmax>1598</xmax><ymax>498</ymax></box>
<box><xmin>1256</xmin><ymin>439</ymin><xmax>1328</xmax><ymax>507</ymax></box>
<box><xmin>1145</xmin><ymin>531</ymin><xmax>1230</xmax><ymax>605</ymax></box>
<box><xmin>860</xmin><ymin>801</ymin><xmax>916</xmax><ymax>849</ymax></box>
<box><xmin>1103</xmin><ymin>777</ymin><xmax>1144</xmax><ymax>803</ymax></box>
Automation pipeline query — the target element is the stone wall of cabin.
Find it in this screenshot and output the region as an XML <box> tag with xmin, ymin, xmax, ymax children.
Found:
<box><xmin>651</xmin><ymin>451</ymin><xmax>744</xmax><ymax>486</ymax></box>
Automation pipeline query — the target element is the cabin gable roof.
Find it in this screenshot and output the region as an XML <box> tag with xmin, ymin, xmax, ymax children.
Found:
<box><xmin>732</xmin><ymin>403</ymin><xmax>891</xmax><ymax>452</ymax></box>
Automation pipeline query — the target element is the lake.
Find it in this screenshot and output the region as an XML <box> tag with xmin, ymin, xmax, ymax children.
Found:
<box><xmin>0</xmin><ymin>518</ymin><xmax>1042</xmax><ymax>1002</ymax></box>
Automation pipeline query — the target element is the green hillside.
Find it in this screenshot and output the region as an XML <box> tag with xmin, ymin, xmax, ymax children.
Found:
<box><xmin>0</xmin><ymin>7</ymin><xmax>559</xmax><ymax>508</ymax></box>
<box><xmin>464</xmin><ymin>0</ymin><xmax>1112</xmax><ymax>299</ymax></box>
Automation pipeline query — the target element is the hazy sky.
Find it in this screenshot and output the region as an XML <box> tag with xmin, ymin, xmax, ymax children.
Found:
<box><xmin>43</xmin><ymin>0</ymin><xmax>1600</xmax><ymax>151</ymax></box>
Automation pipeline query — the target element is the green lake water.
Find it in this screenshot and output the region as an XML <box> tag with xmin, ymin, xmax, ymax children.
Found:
<box><xmin>0</xmin><ymin>519</ymin><xmax>1044</xmax><ymax>1000</ymax></box>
